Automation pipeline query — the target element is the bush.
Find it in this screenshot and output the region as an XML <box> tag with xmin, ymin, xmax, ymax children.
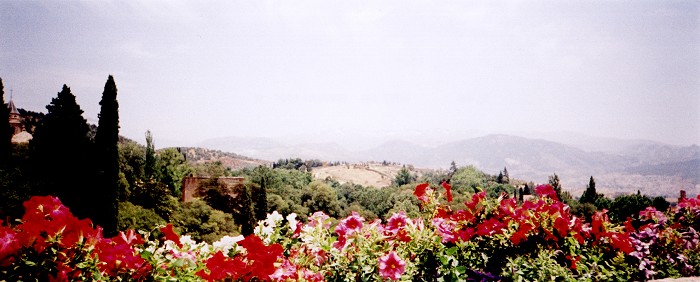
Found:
<box><xmin>171</xmin><ymin>199</ymin><xmax>239</xmax><ymax>243</ymax></box>
<box><xmin>117</xmin><ymin>201</ymin><xmax>165</xmax><ymax>232</ymax></box>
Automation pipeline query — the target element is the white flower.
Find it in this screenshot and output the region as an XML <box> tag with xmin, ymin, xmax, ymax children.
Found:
<box><xmin>180</xmin><ymin>235</ymin><xmax>195</xmax><ymax>248</ymax></box>
<box><xmin>265</xmin><ymin>211</ymin><xmax>284</xmax><ymax>228</ymax></box>
<box><xmin>287</xmin><ymin>213</ymin><xmax>298</xmax><ymax>233</ymax></box>
<box><xmin>213</xmin><ymin>235</ymin><xmax>244</xmax><ymax>255</ymax></box>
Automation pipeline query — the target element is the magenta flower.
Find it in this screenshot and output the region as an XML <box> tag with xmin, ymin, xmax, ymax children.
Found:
<box><xmin>378</xmin><ymin>251</ymin><xmax>406</xmax><ymax>280</ymax></box>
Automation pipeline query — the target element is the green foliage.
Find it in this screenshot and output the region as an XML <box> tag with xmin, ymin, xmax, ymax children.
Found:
<box><xmin>129</xmin><ymin>179</ymin><xmax>179</xmax><ymax>221</ymax></box>
<box><xmin>485</xmin><ymin>183</ymin><xmax>515</xmax><ymax>199</ymax></box>
<box><xmin>117</xmin><ymin>140</ymin><xmax>146</xmax><ymax>200</ymax></box>
<box><xmin>393</xmin><ymin>165</ymin><xmax>416</xmax><ymax>187</ymax></box>
<box><xmin>451</xmin><ymin>165</ymin><xmax>486</xmax><ymax>194</ymax></box>
<box><xmin>571</xmin><ymin>202</ymin><xmax>598</xmax><ymax>222</ymax></box>
<box><xmin>652</xmin><ymin>196</ymin><xmax>670</xmax><ymax>212</ymax></box>
<box><xmin>94</xmin><ymin>75</ymin><xmax>120</xmax><ymax>236</ymax></box>
<box><xmin>0</xmin><ymin>167</ymin><xmax>31</xmax><ymax>220</ymax></box>
<box><xmin>170</xmin><ymin>199</ymin><xmax>240</xmax><ymax>243</ymax></box>
<box><xmin>339</xmin><ymin>183</ymin><xmax>397</xmax><ymax>220</ymax></box>
<box><xmin>301</xmin><ymin>181</ymin><xmax>343</xmax><ymax>218</ymax></box>
<box><xmin>156</xmin><ymin>147</ymin><xmax>191</xmax><ymax>198</ymax></box>
<box><xmin>117</xmin><ymin>201</ymin><xmax>165</xmax><ymax>232</ymax></box>
<box><xmin>503</xmin><ymin>249</ymin><xmax>576</xmax><ymax>281</ymax></box>
<box><xmin>609</xmin><ymin>193</ymin><xmax>652</xmax><ymax>223</ymax></box>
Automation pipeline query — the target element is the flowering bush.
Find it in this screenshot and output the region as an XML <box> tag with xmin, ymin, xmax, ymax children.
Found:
<box><xmin>1</xmin><ymin>185</ymin><xmax>700</xmax><ymax>281</ymax></box>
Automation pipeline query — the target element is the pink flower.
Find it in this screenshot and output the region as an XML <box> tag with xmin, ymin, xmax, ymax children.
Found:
<box><xmin>378</xmin><ymin>251</ymin><xmax>406</xmax><ymax>280</ymax></box>
<box><xmin>335</xmin><ymin>211</ymin><xmax>364</xmax><ymax>236</ymax></box>
<box><xmin>308</xmin><ymin>211</ymin><xmax>331</xmax><ymax>228</ymax></box>
<box><xmin>386</xmin><ymin>212</ymin><xmax>408</xmax><ymax>232</ymax></box>
<box><xmin>0</xmin><ymin>224</ymin><xmax>19</xmax><ymax>267</ymax></box>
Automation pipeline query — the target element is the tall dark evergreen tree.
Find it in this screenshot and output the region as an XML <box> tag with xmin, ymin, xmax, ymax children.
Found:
<box><xmin>31</xmin><ymin>84</ymin><xmax>92</xmax><ymax>217</ymax></box>
<box><xmin>94</xmin><ymin>75</ymin><xmax>120</xmax><ymax>236</ymax></box>
<box><xmin>580</xmin><ymin>176</ymin><xmax>598</xmax><ymax>205</ymax></box>
<box><xmin>502</xmin><ymin>167</ymin><xmax>510</xmax><ymax>184</ymax></box>
<box><xmin>0</xmin><ymin>78</ymin><xmax>12</xmax><ymax>166</ymax></box>
<box><xmin>144</xmin><ymin>130</ymin><xmax>156</xmax><ymax>180</ymax></box>
<box><xmin>253</xmin><ymin>166</ymin><xmax>269</xmax><ymax>221</ymax></box>
<box><xmin>240</xmin><ymin>185</ymin><xmax>255</xmax><ymax>236</ymax></box>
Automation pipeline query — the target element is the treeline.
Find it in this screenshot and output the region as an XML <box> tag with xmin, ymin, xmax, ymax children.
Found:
<box><xmin>1</xmin><ymin>77</ymin><xmax>120</xmax><ymax>236</ymax></box>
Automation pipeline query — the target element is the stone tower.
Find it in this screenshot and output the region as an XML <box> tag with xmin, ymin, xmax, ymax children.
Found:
<box><xmin>7</xmin><ymin>99</ymin><xmax>23</xmax><ymax>135</ymax></box>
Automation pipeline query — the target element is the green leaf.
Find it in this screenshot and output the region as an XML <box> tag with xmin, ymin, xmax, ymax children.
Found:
<box><xmin>445</xmin><ymin>246</ymin><xmax>458</xmax><ymax>256</ymax></box>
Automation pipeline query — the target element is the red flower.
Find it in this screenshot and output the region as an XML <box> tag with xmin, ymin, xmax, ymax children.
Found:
<box><xmin>239</xmin><ymin>235</ymin><xmax>283</xmax><ymax>280</ymax></box>
<box><xmin>510</xmin><ymin>222</ymin><xmax>534</xmax><ymax>245</ymax></box>
<box><xmin>441</xmin><ymin>181</ymin><xmax>453</xmax><ymax>203</ymax></box>
<box><xmin>114</xmin><ymin>229</ymin><xmax>145</xmax><ymax>246</ymax></box>
<box><xmin>554</xmin><ymin>217</ymin><xmax>569</xmax><ymax>237</ymax></box>
<box><xmin>566</xmin><ymin>255</ymin><xmax>580</xmax><ymax>270</ymax></box>
<box><xmin>378</xmin><ymin>251</ymin><xmax>406</xmax><ymax>280</ymax></box>
<box><xmin>160</xmin><ymin>224</ymin><xmax>182</xmax><ymax>248</ymax></box>
<box><xmin>476</xmin><ymin>218</ymin><xmax>506</xmax><ymax>237</ymax></box>
<box><xmin>465</xmin><ymin>191</ymin><xmax>486</xmax><ymax>212</ymax></box>
<box><xmin>414</xmin><ymin>183</ymin><xmax>430</xmax><ymax>203</ymax></box>
<box><xmin>196</xmin><ymin>251</ymin><xmax>245</xmax><ymax>281</ymax></box>
<box><xmin>606</xmin><ymin>232</ymin><xmax>634</xmax><ymax>254</ymax></box>
<box><xmin>534</xmin><ymin>184</ymin><xmax>558</xmax><ymax>200</ymax></box>
<box><xmin>591</xmin><ymin>210</ymin><xmax>608</xmax><ymax>239</ymax></box>
<box><xmin>95</xmin><ymin>239</ymin><xmax>151</xmax><ymax>278</ymax></box>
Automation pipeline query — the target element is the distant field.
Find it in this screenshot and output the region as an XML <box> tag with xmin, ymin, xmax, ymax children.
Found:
<box><xmin>312</xmin><ymin>163</ymin><xmax>422</xmax><ymax>187</ymax></box>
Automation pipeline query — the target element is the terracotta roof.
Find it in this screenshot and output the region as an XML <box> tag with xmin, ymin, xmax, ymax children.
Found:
<box><xmin>7</xmin><ymin>99</ymin><xmax>19</xmax><ymax>115</ymax></box>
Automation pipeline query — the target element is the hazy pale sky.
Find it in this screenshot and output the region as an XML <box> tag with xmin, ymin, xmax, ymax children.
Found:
<box><xmin>1</xmin><ymin>1</ymin><xmax>698</xmax><ymax>148</ymax></box>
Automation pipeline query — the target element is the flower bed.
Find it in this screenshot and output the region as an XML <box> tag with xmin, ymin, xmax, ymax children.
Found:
<box><xmin>1</xmin><ymin>183</ymin><xmax>699</xmax><ymax>281</ymax></box>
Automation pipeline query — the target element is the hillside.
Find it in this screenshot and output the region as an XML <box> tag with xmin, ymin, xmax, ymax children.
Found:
<box><xmin>199</xmin><ymin>134</ymin><xmax>699</xmax><ymax>197</ymax></box>
<box><xmin>312</xmin><ymin>162</ymin><xmax>427</xmax><ymax>188</ymax></box>
<box><xmin>177</xmin><ymin>147</ymin><xmax>270</xmax><ymax>170</ymax></box>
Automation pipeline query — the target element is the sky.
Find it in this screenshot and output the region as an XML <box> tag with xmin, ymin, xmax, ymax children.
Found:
<box><xmin>1</xmin><ymin>1</ymin><xmax>698</xmax><ymax>149</ymax></box>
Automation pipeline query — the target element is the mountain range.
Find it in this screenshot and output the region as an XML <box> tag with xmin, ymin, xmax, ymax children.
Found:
<box><xmin>198</xmin><ymin>134</ymin><xmax>700</xmax><ymax>198</ymax></box>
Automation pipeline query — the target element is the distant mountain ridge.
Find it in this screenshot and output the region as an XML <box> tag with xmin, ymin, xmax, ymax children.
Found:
<box><xmin>198</xmin><ymin>134</ymin><xmax>700</xmax><ymax>197</ymax></box>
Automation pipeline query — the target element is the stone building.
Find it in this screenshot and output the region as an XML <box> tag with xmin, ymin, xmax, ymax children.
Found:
<box><xmin>181</xmin><ymin>175</ymin><xmax>245</xmax><ymax>202</ymax></box>
<box><xmin>6</xmin><ymin>99</ymin><xmax>32</xmax><ymax>143</ymax></box>
<box><xmin>7</xmin><ymin>99</ymin><xmax>23</xmax><ymax>135</ymax></box>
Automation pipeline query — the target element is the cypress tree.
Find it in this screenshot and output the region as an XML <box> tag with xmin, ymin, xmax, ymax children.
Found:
<box><xmin>0</xmin><ymin>78</ymin><xmax>12</xmax><ymax>166</ymax></box>
<box><xmin>144</xmin><ymin>130</ymin><xmax>156</xmax><ymax>180</ymax></box>
<box><xmin>253</xmin><ymin>166</ymin><xmax>269</xmax><ymax>221</ymax></box>
<box><xmin>31</xmin><ymin>84</ymin><xmax>92</xmax><ymax>217</ymax></box>
<box><xmin>580</xmin><ymin>176</ymin><xmax>597</xmax><ymax>205</ymax></box>
<box><xmin>94</xmin><ymin>75</ymin><xmax>120</xmax><ymax>236</ymax></box>
<box><xmin>240</xmin><ymin>185</ymin><xmax>255</xmax><ymax>236</ymax></box>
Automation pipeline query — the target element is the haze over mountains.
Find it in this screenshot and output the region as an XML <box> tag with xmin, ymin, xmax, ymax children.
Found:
<box><xmin>198</xmin><ymin>133</ymin><xmax>699</xmax><ymax>198</ymax></box>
